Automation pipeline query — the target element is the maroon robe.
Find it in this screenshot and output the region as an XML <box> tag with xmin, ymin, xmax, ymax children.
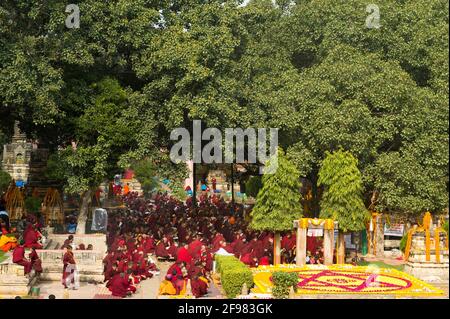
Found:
<box><xmin>62</xmin><ymin>251</ymin><xmax>76</xmax><ymax>287</ymax></box>
<box><xmin>191</xmin><ymin>278</ymin><xmax>208</xmax><ymax>298</ymax></box>
<box><xmin>12</xmin><ymin>246</ymin><xmax>32</xmax><ymax>274</ymax></box>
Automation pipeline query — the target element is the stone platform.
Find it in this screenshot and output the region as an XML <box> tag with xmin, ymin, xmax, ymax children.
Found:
<box><xmin>0</xmin><ymin>255</ymin><xmax>38</xmax><ymax>297</ymax></box>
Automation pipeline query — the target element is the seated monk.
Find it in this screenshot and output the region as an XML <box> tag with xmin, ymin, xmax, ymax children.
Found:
<box><xmin>176</xmin><ymin>244</ymin><xmax>192</xmax><ymax>264</ymax></box>
<box><xmin>191</xmin><ymin>274</ymin><xmax>209</xmax><ymax>298</ymax></box>
<box><xmin>109</xmin><ymin>273</ymin><xmax>131</xmax><ymax>298</ymax></box>
<box><xmin>155</xmin><ymin>239</ymin><xmax>170</xmax><ymax>258</ymax></box>
<box><xmin>61</xmin><ymin>235</ymin><xmax>74</xmax><ymax>249</ymax></box>
<box><xmin>12</xmin><ymin>241</ymin><xmax>32</xmax><ymax>275</ymax></box>
<box><xmin>158</xmin><ymin>274</ymin><xmax>177</xmax><ymax>295</ymax></box>
<box><xmin>29</xmin><ymin>247</ymin><xmax>43</xmax><ymax>275</ymax></box>
<box><xmin>23</xmin><ymin>224</ymin><xmax>43</xmax><ymax>249</ymax></box>
<box><xmin>125</xmin><ymin>269</ymin><xmax>137</xmax><ymax>294</ymax></box>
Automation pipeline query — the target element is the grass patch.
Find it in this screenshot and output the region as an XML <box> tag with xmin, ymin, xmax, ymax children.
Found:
<box><xmin>0</xmin><ymin>251</ymin><xmax>9</xmax><ymax>263</ymax></box>
<box><xmin>358</xmin><ymin>260</ymin><xmax>405</xmax><ymax>271</ymax></box>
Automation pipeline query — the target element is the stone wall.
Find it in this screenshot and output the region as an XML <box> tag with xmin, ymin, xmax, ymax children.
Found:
<box><xmin>0</xmin><ymin>257</ymin><xmax>33</xmax><ymax>297</ymax></box>
<box><xmin>36</xmin><ymin>233</ymin><xmax>107</xmax><ymax>282</ymax></box>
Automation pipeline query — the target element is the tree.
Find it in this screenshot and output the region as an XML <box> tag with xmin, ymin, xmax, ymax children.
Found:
<box><xmin>250</xmin><ymin>148</ymin><xmax>303</xmax><ymax>264</ymax></box>
<box><xmin>318</xmin><ymin>149</ymin><xmax>369</xmax><ymax>263</ymax></box>
<box><xmin>245</xmin><ymin>176</ymin><xmax>263</xmax><ymax>198</ymax></box>
<box><xmin>0</xmin><ymin>170</ymin><xmax>11</xmax><ymax>194</ymax></box>
<box><xmin>132</xmin><ymin>159</ymin><xmax>159</xmax><ymax>197</ymax></box>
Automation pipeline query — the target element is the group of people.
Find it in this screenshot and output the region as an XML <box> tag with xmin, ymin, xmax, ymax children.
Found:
<box><xmin>107</xmin><ymin>192</ymin><xmax>321</xmax><ymax>298</ymax></box>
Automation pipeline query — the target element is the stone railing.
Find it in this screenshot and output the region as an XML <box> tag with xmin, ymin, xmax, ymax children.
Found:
<box><xmin>36</xmin><ymin>234</ymin><xmax>106</xmax><ymax>282</ymax></box>
<box><xmin>46</xmin><ymin>233</ymin><xmax>107</xmax><ymax>253</ymax></box>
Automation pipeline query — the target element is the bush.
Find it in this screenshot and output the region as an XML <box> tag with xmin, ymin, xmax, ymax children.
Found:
<box><xmin>245</xmin><ymin>176</ymin><xmax>262</xmax><ymax>198</ymax></box>
<box><xmin>271</xmin><ymin>271</ymin><xmax>299</xmax><ymax>299</ymax></box>
<box><xmin>215</xmin><ymin>255</ymin><xmax>254</xmax><ymax>298</ymax></box>
<box><xmin>0</xmin><ymin>170</ymin><xmax>11</xmax><ymax>193</ymax></box>
<box><xmin>25</xmin><ymin>197</ymin><xmax>41</xmax><ymax>214</ymax></box>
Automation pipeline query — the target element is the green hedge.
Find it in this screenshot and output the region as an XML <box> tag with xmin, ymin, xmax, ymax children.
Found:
<box><xmin>271</xmin><ymin>271</ymin><xmax>299</xmax><ymax>299</ymax></box>
<box><xmin>215</xmin><ymin>255</ymin><xmax>254</xmax><ymax>298</ymax></box>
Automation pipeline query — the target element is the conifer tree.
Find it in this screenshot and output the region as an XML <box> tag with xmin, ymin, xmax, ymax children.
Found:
<box><xmin>250</xmin><ymin>148</ymin><xmax>303</xmax><ymax>264</ymax></box>
<box><xmin>318</xmin><ymin>149</ymin><xmax>369</xmax><ymax>263</ymax></box>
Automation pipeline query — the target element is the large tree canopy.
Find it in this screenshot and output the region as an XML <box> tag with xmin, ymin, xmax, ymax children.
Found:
<box><xmin>0</xmin><ymin>0</ymin><xmax>447</xmax><ymax>216</ymax></box>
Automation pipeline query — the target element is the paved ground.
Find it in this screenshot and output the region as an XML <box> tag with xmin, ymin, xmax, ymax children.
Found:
<box><xmin>25</xmin><ymin>257</ymin><xmax>450</xmax><ymax>299</ymax></box>
<box><xmin>33</xmin><ymin>261</ymin><xmax>224</xmax><ymax>299</ymax></box>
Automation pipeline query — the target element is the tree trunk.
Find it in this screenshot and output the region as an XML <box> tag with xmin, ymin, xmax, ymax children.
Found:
<box><xmin>337</xmin><ymin>231</ymin><xmax>346</xmax><ymax>264</ymax></box>
<box><xmin>310</xmin><ymin>169</ymin><xmax>319</xmax><ymax>218</ymax></box>
<box><xmin>274</xmin><ymin>232</ymin><xmax>281</xmax><ymax>265</ymax></box>
<box><xmin>76</xmin><ymin>189</ymin><xmax>93</xmax><ymax>235</ymax></box>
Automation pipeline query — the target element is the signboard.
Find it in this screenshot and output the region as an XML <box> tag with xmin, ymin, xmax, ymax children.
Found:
<box><xmin>384</xmin><ymin>223</ymin><xmax>405</xmax><ymax>237</ymax></box>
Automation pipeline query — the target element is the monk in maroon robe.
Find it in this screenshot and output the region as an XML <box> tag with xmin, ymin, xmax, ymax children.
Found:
<box><xmin>23</xmin><ymin>224</ymin><xmax>43</xmax><ymax>249</ymax></box>
<box><xmin>62</xmin><ymin>246</ymin><xmax>76</xmax><ymax>288</ymax></box>
<box><xmin>109</xmin><ymin>273</ymin><xmax>130</xmax><ymax>298</ymax></box>
<box><xmin>12</xmin><ymin>243</ymin><xmax>32</xmax><ymax>275</ymax></box>
<box><xmin>191</xmin><ymin>275</ymin><xmax>208</xmax><ymax>298</ymax></box>
<box><xmin>29</xmin><ymin>248</ymin><xmax>42</xmax><ymax>274</ymax></box>
<box><xmin>177</xmin><ymin>245</ymin><xmax>192</xmax><ymax>264</ymax></box>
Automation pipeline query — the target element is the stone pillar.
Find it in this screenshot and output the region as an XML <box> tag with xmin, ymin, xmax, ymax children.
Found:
<box><xmin>296</xmin><ymin>227</ymin><xmax>307</xmax><ymax>266</ymax></box>
<box><xmin>323</xmin><ymin>229</ymin><xmax>333</xmax><ymax>265</ymax></box>
<box><xmin>376</xmin><ymin>215</ymin><xmax>384</xmax><ymax>256</ymax></box>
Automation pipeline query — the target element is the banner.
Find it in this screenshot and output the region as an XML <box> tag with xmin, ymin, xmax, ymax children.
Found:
<box><xmin>384</xmin><ymin>223</ymin><xmax>405</xmax><ymax>237</ymax></box>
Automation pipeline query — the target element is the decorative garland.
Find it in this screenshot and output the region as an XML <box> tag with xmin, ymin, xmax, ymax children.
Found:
<box><xmin>404</xmin><ymin>212</ymin><xmax>449</xmax><ymax>263</ymax></box>
<box><xmin>298</xmin><ymin>218</ymin><xmax>334</xmax><ymax>230</ymax></box>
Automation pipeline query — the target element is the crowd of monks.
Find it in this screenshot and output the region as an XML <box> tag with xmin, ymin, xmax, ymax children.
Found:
<box><xmin>104</xmin><ymin>192</ymin><xmax>325</xmax><ymax>298</ymax></box>
<box><xmin>5</xmin><ymin>189</ymin><xmax>325</xmax><ymax>298</ymax></box>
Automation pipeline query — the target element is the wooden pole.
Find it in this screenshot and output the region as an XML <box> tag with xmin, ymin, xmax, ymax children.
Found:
<box><xmin>274</xmin><ymin>232</ymin><xmax>281</xmax><ymax>265</ymax></box>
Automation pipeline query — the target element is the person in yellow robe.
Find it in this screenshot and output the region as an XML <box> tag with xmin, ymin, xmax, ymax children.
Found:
<box><xmin>158</xmin><ymin>274</ymin><xmax>177</xmax><ymax>296</ymax></box>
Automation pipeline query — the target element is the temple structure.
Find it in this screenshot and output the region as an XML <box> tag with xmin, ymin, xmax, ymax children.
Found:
<box><xmin>1</xmin><ymin>122</ymin><xmax>33</xmax><ymax>183</ymax></box>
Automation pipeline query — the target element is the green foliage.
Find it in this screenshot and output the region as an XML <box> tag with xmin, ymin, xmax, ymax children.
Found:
<box><xmin>215</xmin><ymin>255</ymin><xmax>254</xmax><ymax>299</ymax></box>
<box><xmin>25</xmin><ymin>197</ymin><xmax>41</xmax><ymax>214</ymax></box>
<box><xmin>0</xmin><ymin>0</ymin><xmax>447</xmax><ymax>216</ymax></box>
<box><xmin>399</xmin><ymin>234</ymin><xmax>408</xmax><ymax>253</ymax></box>
<box><xmin>443</xmin><ymin>221</ymin><xmax>449</xmax><ymax>235</ymax></box>
<box><xmin>44</xmin><ymin>153</ymin><xmax>67</xmax><ymax>181</ymax></box>
<box><xmin>250</xmin><ymin>149</ymin><xmax>303</xmax><ymax>232</ymax></box>
<box><xmin>132</xmin><ymin>159</ymin><xmax>159</xmax><ymax>197</ymax></box>
<box><xmin>0</xmin><ymin>170</ymin><xmax>11</xmax><ymax>193</ymax></box>
<box><xmin>271</xmin><ymin>271</ymin><xmax>298</xmax><ymax>299</ymax></box>
<box><xmin>318</xmin><ymin>149</ymin><xmax>369</xmax><ymax>232</ymax></box>
<box><xmin>245</xmin><ymin>176</ymin><xmax>263</xmax><ymax>198</ymax></box>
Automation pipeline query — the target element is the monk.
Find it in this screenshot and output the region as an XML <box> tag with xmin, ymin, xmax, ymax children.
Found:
<box><xmin>62</xmin><ymin>245</ymin><xmax>77</xmax><ymax>289</ymax></box>
<box><xmin>29</xmin><ymin>248</ymin><xmax>43</xmax><ymax>275</ymax></box>
<box><xmin>109</xmin><ymin>273</ymin><xmax>131</xmax><ymax>298</ymax></box>
<box><xmin>158</xmin><ymin>274</ymin><xmax>177</xmax><ymax>295</ymax></box>
<box><xmin>191</xmin><ymin>274</ymin><xmax>208</xmax><ymax>298</ymax></box>
<box><xmin>12</xmin><ymin>241</ymin><xmax>32</xmax><ymax>275</ymax></box>
<box><xmin>177</xmin><ymin>244</ymin><xmax>192</xmax><ymax>264</ymax></box>
<box><xmin>23</xmin><ymin>224</ymin><xmax>43</xmax><ymax>249</ymax></box>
